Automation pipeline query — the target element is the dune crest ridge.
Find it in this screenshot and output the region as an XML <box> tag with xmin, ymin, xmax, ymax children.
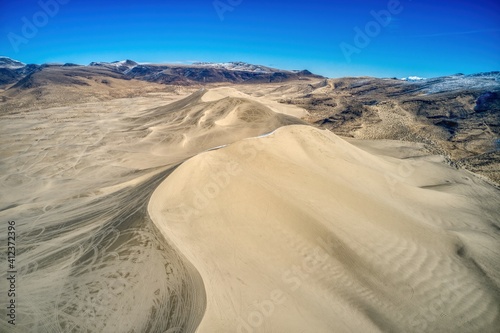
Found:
<box><xmin>149</xmin><ymin>124</ymin><xmax>500</xmax><ymax>333</ymax></box>
<box><xmin>0</xmin><ymin>86</ymin><xmax>305</xmax><ymax>332</ymax></box>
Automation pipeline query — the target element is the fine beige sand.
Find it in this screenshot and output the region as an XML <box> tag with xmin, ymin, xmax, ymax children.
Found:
<box><xmin>149</xmin><ymin>124</ymin><xmax>500</xmax><ymax>332</ymax></box>
<box><xmin>0</xmin><ymin>85</ymin><xmax>305</xmax><ymax>332</ymax></box>
<box><xmin>1</xmin><ymin>83</ymin><xmax>499</xmax><ymax>332</ymax></box>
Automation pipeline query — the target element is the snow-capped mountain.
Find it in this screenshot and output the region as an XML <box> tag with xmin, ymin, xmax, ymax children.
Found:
<box><xmin>0</xmin><ymin>57</ymin><xmax>42</xmax><ymax>86</ymax></box>
<box><xmin>192</xmin><ymin>62</ymin><xmax>275</xmax><ymax>73</ymax></box>
<box><xmin>406</xmin><ymin>72</ymin><xmax>500</xmax><ymax>94</ymax></box>
<box><xmin>87</xmin><ymin>60</ymin><xmax>322</xmax><ymax>84</ymax></box>
<box><xmin>400</xmin><ymin>76</ymin><xmax>426</xmax><ymax>82</ymax></box>
<box><xmin>89</xmin><ymin>59</ymin><xmax>136</xmax><ymax>67</ymax></box>
<box><xmin>0</xmin><ymin>56</ymin><xmax>26</xmax><ymax>69</ymax></box>
<box><xmin>89</xmin><ymin>59</ymin><xmax>138</xmax><ymax>74</ymax></box>
<box><xmin>0</xmin><ymin>58</ymin><xmax>322</xmax><ymax>87</ymax></box>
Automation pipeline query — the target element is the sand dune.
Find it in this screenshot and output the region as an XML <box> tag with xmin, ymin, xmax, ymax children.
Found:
<box><xmin>0</xmin><ymin>87</ymin><xmax>307</xmax><ymax>332</ymax></box>
<box><xmin>149</xmin><ymin>125</ymin><xmax>500</xmax><ymax>332</ymax></box>
<box><xmin>0</xmin><ymin>93</ymin><xmax>206</xmax><ymax>333</ymax></box>
<box><xmin>201</xmin><ymin>87</ymin><xmax>309</xmax><ymax>118</ymax></box>
<box><xmin>1</xmin><ymin>84</ymin><xmax>499</xmax><ymax>332</ymax></box>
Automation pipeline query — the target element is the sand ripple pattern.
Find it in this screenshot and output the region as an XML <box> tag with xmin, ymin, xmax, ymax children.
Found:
<box><xmin>1</xmin><ymin>88</ymin><xmax>306</xmax><ymax>332</ymax></box>
<box><xmin>149</xmin><ymin>125</ymin><xmax>500</xmax><ymax>332</ymax></box>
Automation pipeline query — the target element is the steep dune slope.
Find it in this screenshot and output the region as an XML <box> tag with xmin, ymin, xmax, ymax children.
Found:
<box><xmin>0</xmin><ymin>88</ymin><xmax>306</xmax><ymax>332</ymax></box>
<box><xmin>149</xmin><ymin>125</ymin><xmax>500</xmax><ymax>333</ymax></box>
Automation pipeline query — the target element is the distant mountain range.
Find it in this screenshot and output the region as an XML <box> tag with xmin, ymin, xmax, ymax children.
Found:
<box><xmin>1</xmin><ymin>56</ymin><xmax>498</xmax><ymax>93</ymax></box>
<box><xmin>0</xmin><ymin>57</ymin><xmax>322</xmax><ymax>87</ymax></box>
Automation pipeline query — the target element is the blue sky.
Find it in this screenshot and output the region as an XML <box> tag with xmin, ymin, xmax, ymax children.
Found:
<box><xmin>0</xmin><ymin>0</ymin><xmax>499</xmax><ymax>78</ymax></box>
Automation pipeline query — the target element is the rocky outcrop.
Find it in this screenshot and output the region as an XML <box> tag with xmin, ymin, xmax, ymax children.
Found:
<box><xmin>475</xmin><ymin>91</ymin><xmax>500</xmax><ymax>112</ymax></box>
<box><xmin>291</xmin><ymin>74</ymin><xmax>500</xmax><ymax>183</ymax></box>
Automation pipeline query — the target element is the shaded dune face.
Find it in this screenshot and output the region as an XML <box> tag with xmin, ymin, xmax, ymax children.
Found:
<box><xmin>149</xmin><ymin>125</ymin><xmax>500</xmax><ymax>333</ymax></box>
<box><xmin>126</xmin><ymin>90</ymin><xmax>304</xmax><ymax>156</ymax></box>
<box><xmin>0</xmin><ymin>89</ymin><xmax>305</xmax><ymax>332</ymax></box>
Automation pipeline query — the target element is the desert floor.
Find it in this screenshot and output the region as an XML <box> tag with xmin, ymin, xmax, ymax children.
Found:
<box><xmin>1</xmin><ymin>85</ymin><xmax>499</xmax><ymax>332</ymax></box>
